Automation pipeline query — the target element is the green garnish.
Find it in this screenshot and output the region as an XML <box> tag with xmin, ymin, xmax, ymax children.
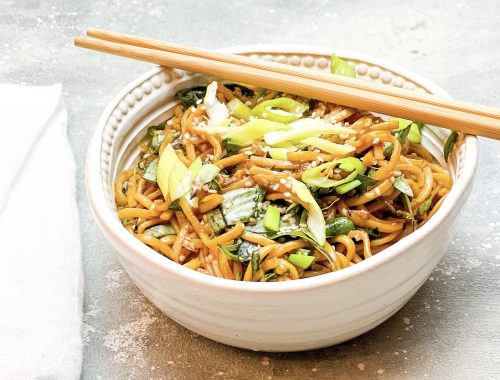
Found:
<box><xmin>264</xmin><ymin>205</ymin><xmax>281</xmax><ymax>232</ymax></box>
<box><xmin>142</xmin><ymin>159</ymin><xmax>158</xmax><ymax>183</ymax></box>
<box><xmin>418</xmin><ymin>196</ymin><xmax>434</xmax><ymax>215</ymax></box>
<box><xmin>383</xmin><ymin>142</ymin><xmax>394</xmax><ymax>157</ymax></box>
<box><xmin>207</xmin><ymin>208</ymin><xmax>227</xmax><ymax>234</ymax></box>
<box><xmin>444</xmin><ymin>131</ymin><xmax>458</xmax><ymax>162</ymax></box>
<box><xmin>176</xmin><ymin>85</ymin><xmax>207</xmax><ymax>107</ymax></box>
<box><xmin>252</xmin><ymin>97</ymin><xmax>308</xmax><ymax>123</ymax></box>
<box><xmin>330</xmin><ymin>55</ymin><xmax>356</xmax><ymax>78</ymax></box>
<box><xmin>144</xmin><ymin>224</ymin><xmax>176</xmax><ymax>238</ymax></box>
<box><xmin>394</xmin><ymin>176</ymin><xmax>413</xmax><ymax>197</ymax></box>
<box><xmin>251</xmin><ymin>251</ymin><xmax>260</xmax><ymax>273</ymax></box>
<box><xmin>227</xmin><ymin>98</ymin><xmax>253</xmax><ymax>121</ymax></box>
<box><xmin>335</xmin><ymin>180</ymin><xmax>362</xmax><ymax>194</ymax></box>
<box><xmin>221</xmin><ymin>187</ymin><xmax>265</xmax><ymax>225</ymax></box>
<box><xmin>325</xmin><ymin>217</ymin><xmax>355</xmax><ymax>237</ymax></box>
<box><xmin>288</xmin><ymin>253</ymin><xmax>315</xmax><ymax>269</ymax></box>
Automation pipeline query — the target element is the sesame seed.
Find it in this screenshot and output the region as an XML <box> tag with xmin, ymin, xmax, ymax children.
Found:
<box><xmin>167</xmin><ymin>120</ymin><xmax>173</xmax><ymax>126</ymax></box>
<box><xmin>279</xmin><ymin>178</ymin><xmax>286</xmax><ymax>184</ymax></box>
<box><xmin>310</xmin><ymin>161</ymin><xmax>317</xmax><ymax>167</ymax></box>
<box><xmin>342</xmin><ymin>209</ymin><xmax>349</xmax><ymax>216</ymax></box>
<box><xmin>184</xmin><ymin>133</ymin><xmax>190</xmax><ymax>139</ymax></box>
<box><xmin>208</xmin><ymin>189</ymin><xmax>217</xmax><ymax>193</ymax></box>
<box><xmin>390</xmin><ymin>176</ymin><xmax>396</xmax><ymax>183</ymax></box>
<box><xmin>245</xmin><ymin>100</ymin><xmax>252</xmax><ymax>106</ymax></box>
<box><xmin>179</xmin><ymin>255</ymin><xmax>186</xmax><ymax>262</ymax></box>
<box><xmin>284</xmin><ymin>191</ymin><xmax>292</xmax><ymax>197</ymax></box>
<box><xmin>373</xmin><ymin>137</ymin><xmax>380</xmax><ymax>145</ymax></box>
<box><xmin>311</xmin><ymin>112</ymin><xmax>317</xmax><ymax>117</ymax></box>
<box><xmin>272</xmin><ymin>184</ymin><xmax>279</xmax><ymax>191</ymax></box>
<box><xmin>317</xmin><ymin>156</ymin><xmax>325</xmax><ymax>162</ymax></box>
<box><xmin>375</xmin><ymin>187</ymin><xmax>381</xmax><ymax>196</ymax></box>
<box><xmin>244</xmin><ymin>181</ymin><xmax>252</xmax><ymax>187</ymax></box>
<box><xmin>285</xmin><ymin>182</ymin><xmax>292</xmax><ymax>189</ymax></box>
<box><xmin>244</xmin><ymin>150</ymin><xmax>253</xmax><ymax>156</ymax></box>
<box><xmin>208</xmin><ymin>154</ymin><xmax>215</xmax><ymax>160</ymax></box>
<box><xmin>339</xmin><ymin>134</ymin><xmax>348</xmax><ymax>139</ymax></box>
<box><xmin>200</xmin><ymin>105</ymin><xmax>206</xmax><ymax>111</ymax></box>
<box><xmin>196</xmin><ymin>98</ymin><xmax>203</xmax><ymax>105</ymax></box>
<box><xmin>190</xmin><ymin>106</ymin><xmax>196</xmax><ymax>112</ymax></box>
<box><xmin>393</xmin><ymin>170</ymin><xmax>402</xmax><ymax>176</ymax></box>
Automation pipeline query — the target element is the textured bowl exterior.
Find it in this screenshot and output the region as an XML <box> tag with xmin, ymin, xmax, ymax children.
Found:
<box><xmin>86</xmin><ymin>45</ymin><xmax>477</xmax><ymax>351</ymax></box>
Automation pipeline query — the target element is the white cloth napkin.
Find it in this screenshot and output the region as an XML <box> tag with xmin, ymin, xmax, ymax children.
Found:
<box><xmin>0</xmin><ymin>84</ymin><xmax>83</xmax><ymax>379</ymax></box>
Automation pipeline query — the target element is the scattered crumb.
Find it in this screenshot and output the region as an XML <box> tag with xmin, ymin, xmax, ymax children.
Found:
<box><xmin>357</xmin><ymin>363</ymin><xmax>365</xmax><ymax>371</ymax></box>
<box><xmin>403</xmin><ymin>317</ymin><xmax>411</xmax><ymax>325</ymax></box>
<box><xmin>312</xmin><ymin>367</ymin><xmax>318</xmax><ymax>372</ymax></box>
<box><xmin>217</xmin><ymin>371</ymin><xmax>224</xmax><ymax>376</ymax></box>
<box><xmin>262</xmin><ymin>356</ymin><xmax>270</xmax><ymax>367</ymax></box>
<box><xmin>167</xmin><ymin>361</ymin><xmax>174</xmax><ymax>365</ymax></box>
<box><xmin>377</xmin><ymin>368</ymin><xmax>385</xmax><ymax>374</ymax></box>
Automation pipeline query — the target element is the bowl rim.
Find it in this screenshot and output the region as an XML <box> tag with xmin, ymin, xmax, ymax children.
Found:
<box><xmin>86</xmin><ymin>44</ymin><xmax>478</xmax><ymax>294</ymax></box>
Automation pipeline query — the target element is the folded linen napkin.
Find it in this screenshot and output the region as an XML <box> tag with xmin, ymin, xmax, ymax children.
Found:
<box><xmin>0</xmin><ymin>84</ymin><xmax>83</xmax><ymax>379</ymax></box>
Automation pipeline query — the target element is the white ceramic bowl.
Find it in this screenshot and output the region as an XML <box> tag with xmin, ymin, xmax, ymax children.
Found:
<box><xmin>86</xmin><ymin>45</ymin><xmax>477</xmax><ymax>352</ymax></box>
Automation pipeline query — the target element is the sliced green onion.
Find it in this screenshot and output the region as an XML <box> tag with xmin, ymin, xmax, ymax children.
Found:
<box><xmin>394</xmin><ymin>176</ymin><xmax>414</xmax><ymax>197</ymax></box>
<box><xmin>142</xmin><ymin>159</ymin><xmax>158</xmax><ymax>183</ymax></box>
<box><xmin>288</xmin><ymin>253</ymin><xmax>315</xmax><ymax>269</ymax></box>
<box><xmin>408</xmin><ymin>123</ymin><xmax>422</xmax><ymax>144</ymax></box>
<box><xmin>301</xmin><ymin>137</ymin><xmax>356</xmax><ymax>155</ymax></box>
<box><xmin>336</xmin><ymin>180</ymin><xmax>362</xmax><ymax>194</ymax></box>
<box><xmin>444</xmin><ymin>131</ymin><xmax>458</xmax><ymax>162</ymax></box>
<box><xmin>227</xmin><ymin>98</ymin><xmax>252</xmax><ymax>121</ymax></box>
<box><xmin>144</xmin><ymin>224</ymin><xmax>176</xmax><ymax>238</ymax></box>
<box><xmin>268</xmin><ymin>147</ymin><xmax>291</xmax><ymax>160</ymax></box>
<box><xmin>251</xmin><ymin>97</ymin><xmax>308</xmax><ymax>123</ymax></box>
<box><xmin>418</xmin><ymin>196</ymin><xmax>434</xmax><ymax>215</ymax></box>
<box><xmin>264</xmin><ymin>118</ymin><xmax>355</xmax><ymax>146</ymax></box>
<box><xmin>389</xmin><ymin>117</ymin><xmax>413</xmax><ymax>130</ymax></box>
<box><xmin>302</xmin><ymin>162</ymin><xmax>357</xmax><ymax>188</ymax></box>
<box><xmin>264</xmin><ymin>205</ymin><xmax>280</xmax><ymax>232</ymax></box>
<box><xmin>222</xmin><ymin>119</ymin><xmax>289</xmax><ymax>147</ymax></box>
<box><xmin>325</xmin><ymin>217</ymin><xmax>355</xmax><ymax>237</ymax></box>
<box><xmin>194</xmin><ymin>164</ymin><xmax>220</xmax><ymax>184</ymax></box>
<box><xmin>291</xmin><ymin>179</ymin><xmax>325</xmax><ymax>245</ymax></box>
<box><xmin>330</xmin><ymin>55</ymin><xmax>356</xmax><ymax>78</ymax></box>
<box><xmin>337</xmin><ymin>157</ymin><xmax>367</xmax><ymax>175</ymax></box>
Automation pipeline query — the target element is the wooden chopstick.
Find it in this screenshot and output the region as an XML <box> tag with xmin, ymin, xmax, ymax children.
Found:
<box><xmin>74</xmin><ymin>35</ymin><xmax>500</xmax><ymax>139</ymax></box>
<box><xmin>86</xmin><ymin>28</ymin><xmax>500</xmax><ymax>122</ymax></box>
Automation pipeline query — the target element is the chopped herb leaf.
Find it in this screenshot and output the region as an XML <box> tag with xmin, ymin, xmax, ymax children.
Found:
<box><xmin>144</xmin><ymin>224</ymin><xmax>176</xmax><ymax>238</ymax></box>
<box><xmin>394</xmin><ymin>176</ymin><xmax>414</xmax><ymax>197</ymax></box>
<box><xmin>418</xmin><ymin>196</ymin><xmax>434</xmax><ymax>215</ymax></box>
<box><xmin>260</xmin><ymin>272</ymin><xmax>277</xmax><ymax>282</ymax></box>
<box><xmin>355</xmin><ymin>174</ymin><xmax>378</xmax><ymax>193</ymax></box>
<box><xmin>176</xmin><ymin>85</ymin><xmax>207</xmax><ymax>107</ymax></box>
<box><xmin>142</xmin><ymin>159</ymin><xmax>158</xmax><ymax>183</ymax></box>
<box><xmin>444</xmin><ymin>131</ymin><xmax>458</xmax><ymax>162</ymax></box>
<box><xmin>251</xmin><ymin>251</ymin><xmax>260</xmax><ymax>273</ymax></box>
<box><xmin>325</xmin><ymin>217</ymin><xmax>355</xmax><ymax>237</ymax></box>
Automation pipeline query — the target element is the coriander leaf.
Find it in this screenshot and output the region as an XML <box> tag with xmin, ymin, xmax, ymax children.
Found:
<box><xmin>394</xmin><ymin>176</ymin><xmax>414</xmax><ymax>197</ymax></box>
<box><xmin>176</xmin><ymin>85</ymin><xmax>207</xmax><ymax>107</ymax></box>
<box><xmin>355</xmin><ymin>174</ymin><xmax>378</xmax><ymax>193</ymax></box>
<box><xmin>418</xmin><ymin>196</ymin><xmax>434</xmax><ymax>215</ymax></box>
<box><xmin>394</xmin><ymin>125</ymin><xmax>411</xmax><ymax>144</ymax></box>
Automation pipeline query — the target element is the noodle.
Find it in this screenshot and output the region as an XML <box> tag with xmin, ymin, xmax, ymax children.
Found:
<box><xmin>114</xmin><ymin>81</ymin><xmax>453</xmax><ymax>282</ymax></box>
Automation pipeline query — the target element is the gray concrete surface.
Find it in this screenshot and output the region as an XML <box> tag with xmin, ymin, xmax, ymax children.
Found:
<box><xmin>2</xmin><ymin>0</ymin><xmax>500</xmax><ymax>379</ymax></box>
